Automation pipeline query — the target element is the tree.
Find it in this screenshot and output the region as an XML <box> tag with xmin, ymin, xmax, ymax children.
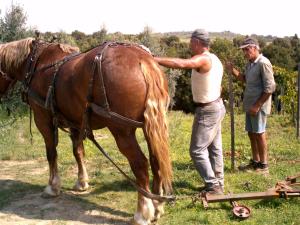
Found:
<box><xmin>92</xmin><ymin>24</ymin><xmax>107</xmax><ymax>44</ymax></box>
<box><xmin>0</xmin><ymin>3</ymin><xmax>27</xmax><ymax>42</ymax></box>
<box><xmin>291</xmin><ymin>34</ymin><xmax>300</xmax><ymax>68</ymax></box>
<box><xmin>210</xmin><ymin>38</ymin><xmax>246</xmax><ymax>109</ymax></box>
<box><xmin>262</xmin><ymin>38</ymin><xmax>296</xmax><ymax>70</ymax></box>
<box><xmin>43</xmin><ymin>31</ymin><xmax>78</xmax><ymax>47</ymax></box>
<box><xmin>0</xmin><ymin>3</ymin><xmax>29</xmax><ymax>118</ymax></box>
<box><xmin>138</xmin><ymin>26</ymin><xmax>164</xmax><ymax>56</ymax></box>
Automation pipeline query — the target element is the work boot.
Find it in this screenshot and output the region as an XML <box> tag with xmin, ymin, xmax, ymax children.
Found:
<box><xmin>255</xmin><ymin>162</ymin><xmax>269</xmax><ymax>176</ymax></box>
<box><xmin>238</xmin><ymin>159</ymin><xmax>259</xmax><ymax>172</ymax></box>
<box><xmin>204</xmin><ymin>185</ymin><xmax>224</xmax><ymax>195</ymax></box>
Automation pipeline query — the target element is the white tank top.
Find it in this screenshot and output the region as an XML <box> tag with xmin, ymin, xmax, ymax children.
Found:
<box><xmin>191</xmin><ymin>52</ymin><xmax>223</xmax><ymax>103</ymax></box>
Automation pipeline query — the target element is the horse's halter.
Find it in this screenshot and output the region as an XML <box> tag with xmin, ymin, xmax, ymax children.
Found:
<box><xmin>0</xmin><ymin>39</ymin><xmax>41</xmax><ymax>100</ymax></box>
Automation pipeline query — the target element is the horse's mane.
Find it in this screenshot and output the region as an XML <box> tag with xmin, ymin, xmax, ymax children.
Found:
<box><xmin>0</xmin><ymin>38</ymin><xmax>34</xmax><ymax>71</ymax></box>
<box><xmin>58</xmin><ymin>44</ymin><xmax>80</xmax><ymax>54</ymax></box>
<box><xmin>0</xmin><ymin>38</ymin><xmax>80</xmax><ymax>71</ymax></box>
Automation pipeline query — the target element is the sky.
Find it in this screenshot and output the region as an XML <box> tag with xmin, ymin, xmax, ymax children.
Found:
<box><xmin>0</xmin><ymin>0</ymin><xmax>299</xmax><ymax>37</ymax></box>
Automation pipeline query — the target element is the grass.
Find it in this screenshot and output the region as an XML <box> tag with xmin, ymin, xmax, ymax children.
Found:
<box><xmin>0</xmin><ymin>110</ymin><xmax>299</xmax><ymax>224</ymax></box>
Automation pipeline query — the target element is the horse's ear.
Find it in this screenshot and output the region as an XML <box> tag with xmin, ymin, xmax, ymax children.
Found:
<box><xmin>50</xmin><ymin>35</ymin><xmax>58</xmax><ymax>43</ymax></box>
<box><xmin>35</xmin><ymin>30</ymin><xmax>40</xmax><ymax>41</ymax></box>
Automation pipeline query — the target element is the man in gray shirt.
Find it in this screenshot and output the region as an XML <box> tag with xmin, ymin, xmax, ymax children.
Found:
<box><xmin>226</xmin><ymin>37</ymin><xmax>276</xmax><ymax>175</ymax></box>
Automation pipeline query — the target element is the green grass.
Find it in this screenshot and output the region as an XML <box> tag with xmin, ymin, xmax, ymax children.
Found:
<box><xmin>0</xmin><ymin>110</ymin><xmax>299</xmax><ymax>224</ymax></box>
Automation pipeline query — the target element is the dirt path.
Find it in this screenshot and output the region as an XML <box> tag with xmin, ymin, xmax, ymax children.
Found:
<box><xmin>0</xmin><ymin>160</ymin><xmax>131</xmax><ymax>225</ymax></box>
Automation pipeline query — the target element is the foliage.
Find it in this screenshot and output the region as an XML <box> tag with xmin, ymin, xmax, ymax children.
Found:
<box><xmin>0</xmin><ymin>3</ymin><xmax>29</xmax><ymax>120</ymax></box>
<box><xmin>71</xmin><ymin>26</ymin><xmax>108</xmax><ymax>52</ymax></box>
<box><xmin>263</xmin><ymin>37</ymin><xmax>299</xmax><ymax>70</ymax></box>
<box><xmin>0</xmin><ymin>82</ymin><xmax>28</xmax><ymax>121</ymax></box>
<box><xmin>137</xmin><ymin>26</ymin><xmax>164</xmax><ymax>56</ymax></box>
<box><xmin>42</xmin><ymin>30</ymin><xmax>78</xmax><ymax>46</ymax></box>
<box><xmin>164</xmin><ymin>69</ymin><xmax>181</xmax><ymax>109</ymax></box>
<box><xmin>0</xmin><ymin>3</ymin><xmax>27</xmax><ymax>42</ymax></box>
<box><xmin>210</xmin><ymin>38</ymin><xmax>246</xmax><ymax>109</ymax></box>
<box><xmin>273</xmin><ymin>66</ymin><xmax>298</xmax><ymax>115</ymax></box>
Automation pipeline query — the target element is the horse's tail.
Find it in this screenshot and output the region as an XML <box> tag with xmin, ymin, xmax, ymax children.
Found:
<box><xmin>140</xmin><ymin>60</ymin><xmax>173</xmax><ymax>194</ymax></box>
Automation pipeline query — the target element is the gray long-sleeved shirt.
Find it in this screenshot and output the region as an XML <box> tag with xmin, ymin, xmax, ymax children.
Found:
<box><xmin>243</xmin><ymin>54</ymin><xmax>276</xmax><ymax>114</ymax></box>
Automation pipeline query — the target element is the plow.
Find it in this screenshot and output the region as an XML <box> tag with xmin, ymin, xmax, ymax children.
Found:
<box><xmin>198</xmin><ymin>173</ymin><xmax>300</xmax><ymax>219</ymax></box>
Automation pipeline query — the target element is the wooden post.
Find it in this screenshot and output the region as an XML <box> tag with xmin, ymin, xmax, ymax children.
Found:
<box><xmin>297</xmin><ymin>63</ymin><xmax>300</xmax><ymax>138</ymax></box>
<box><xmin>228</xmin><ymin>72</ymin><xmax>235</xmax><ymax>169</ymax></box>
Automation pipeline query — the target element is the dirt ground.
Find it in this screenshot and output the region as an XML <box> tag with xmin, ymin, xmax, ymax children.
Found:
<box><xmin>0</xmin><ymin>160</ymin><xmax>131</xmax><ymax>225</ymax></box>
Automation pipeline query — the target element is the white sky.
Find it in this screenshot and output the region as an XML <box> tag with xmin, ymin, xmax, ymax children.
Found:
<box><xmin>0</xmin><ymin>0</ymin><xmax>299</xmax><ymax>37</ymax></box>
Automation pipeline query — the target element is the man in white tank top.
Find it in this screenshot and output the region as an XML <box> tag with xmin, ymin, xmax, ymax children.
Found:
<box><xmin>154</xmin><ymin>29</ymin><xmax>226</xmax><ymax>194</ymax></box>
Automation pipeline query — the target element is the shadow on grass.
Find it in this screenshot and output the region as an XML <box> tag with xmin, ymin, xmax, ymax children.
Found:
<box><xmin>173</xmin><ymin>180</ymin><xmax>199</xmax><ymax>192</ymax></box>
<box><xmin>254</xmin><ymin>197</ymin><xmax>299</xmax><ymax>208</ymax></box>
<box><xmin>88</xmin><ymin>179</ymin><xmax>135</xmax><ymax>195</ymax></box>
<box><xmin>0</xmin><ymin>179</ymin><xmax>131</xmax><ymax>224</ymax></box>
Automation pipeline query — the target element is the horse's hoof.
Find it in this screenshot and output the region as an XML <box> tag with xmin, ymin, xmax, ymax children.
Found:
<box><xmin>132</xmin><ymin>213</ymin><xmax>151</xmax><ymax>225</ymax></box>
<box><xmin>153</xmin><ymin>201</ymin><xmax>164</xmax><ymax>221</ymax></box>
<box><xmin>73</xmin><ymin>180</ymin><xmax>89</xmax><ymax>192</ymax></box>
<box><xmin>41</xmin><ymin>185</ymin><xmax>60</xmax><ymax>198</ymax></box>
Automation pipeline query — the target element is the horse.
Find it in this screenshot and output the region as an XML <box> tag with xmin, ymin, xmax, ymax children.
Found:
<box><xmin>0</xmin><ymin>38</ymin><xmax>172</xmax><ymax>225</ymax></box>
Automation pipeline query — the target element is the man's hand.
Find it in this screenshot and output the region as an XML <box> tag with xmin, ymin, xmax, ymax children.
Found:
<box><xmin>248</xmin><ymin>104</ymin><xmax>260</xmax><ymax>116</ymax></box>
<box><xmin>226</xmin><ymin>62</ymin><xmax>245</xmax><ymax>82</ymax></box>
<box><xmin>225</xmin><ymin>62</ymin><xmax>234</xmax><ymax>73</ymax></box>
<box><xmin>225</xmin><ymin>62</ymin><xmax>239</xmax><ymax>77</ymax></box>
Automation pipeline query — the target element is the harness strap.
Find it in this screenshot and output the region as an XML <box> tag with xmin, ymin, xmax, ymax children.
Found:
<box><xmin>29</xmin><ymin>108</ymin><xmax>33</xmax><ymax>144</ymax></box>
<box><xmin>22</xmin><ymin>40</ymin><xmax>48</xmax><ymax>103</ymax></box>
<box><xmin>44</xmin><ymin>52</ymin><xmax>82</xmax><ymax>144</ymax></box>
<box><xmin>90</xmin><ymin>103</ymin><xmax>143</xmax><ymax>127</ymax></box>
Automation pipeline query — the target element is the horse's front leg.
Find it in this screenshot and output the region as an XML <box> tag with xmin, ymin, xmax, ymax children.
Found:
<box><xmin>70</xmin><ymin>128</ymin><xmax>89</xmax><ymax>191</ymax></box>
<box><xmin>33</xmin><ymin>110</ymin><xmax>61</xmax><ymax>197</ymax></box>
<box><xmin>109</xmin><ymin>127</ymin><xmax>155</xmax><ymax>225</ymax></box>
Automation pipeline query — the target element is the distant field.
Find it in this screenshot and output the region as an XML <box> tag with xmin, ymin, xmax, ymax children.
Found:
<box><xmin>0</xmin><ymin>111</ymin><xmax>299</xmax><ymax>224</ymax></box>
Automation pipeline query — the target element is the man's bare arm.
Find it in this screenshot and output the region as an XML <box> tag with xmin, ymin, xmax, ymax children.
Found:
<box><xmin>154</xmin><ymin>55</ymin><xmax>211</xmax><ymax>72</ymax></box>
<box><xmin>249</xmin><ymin>92</ymin><xmax>272</xmax><ymax>116</ymax></box>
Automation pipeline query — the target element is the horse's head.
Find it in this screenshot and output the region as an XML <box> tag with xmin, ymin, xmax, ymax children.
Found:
<box><xmin>0</xmin><ymin>37</ymin><xmax>80</xmax><ymax>100</ymax></box>
<box><xmin>0</xmin><ymin>38</ymin><xmax>35</xmax><ymax>99</ymax></box>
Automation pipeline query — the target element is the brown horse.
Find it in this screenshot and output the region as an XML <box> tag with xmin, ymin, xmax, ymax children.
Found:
<box><xmin>0</xmin><ymin>38</ymin><xmax>172</xmax><ymax>224</ymax></box>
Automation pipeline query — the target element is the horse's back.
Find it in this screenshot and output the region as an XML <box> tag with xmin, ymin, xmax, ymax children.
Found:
<box><xmin>102</xmin><ymin>45</ymin><xmax>152</xmax><ymax>116</ymax></box>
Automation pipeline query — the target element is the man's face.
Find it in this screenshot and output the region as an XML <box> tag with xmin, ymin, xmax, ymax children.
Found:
<box><xmin>242</xmin><ymin>46</ymin><xmax>258</xmax><ymax>61</ymax></box>
<box><xmin>189</xmin><ymin>38</ymin><xmax>201</xmax><ymax>55</ymax></box>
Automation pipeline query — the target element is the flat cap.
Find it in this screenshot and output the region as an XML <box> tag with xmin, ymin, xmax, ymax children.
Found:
<box><xmin>191</xmin><ymin>29</ymin><xmax>210</xmax><ymax>44</ymax></box>
<box><xmin>240</xmin><ymin>37</ymin><xmax>260</xmax><ymax>49</ymax></box>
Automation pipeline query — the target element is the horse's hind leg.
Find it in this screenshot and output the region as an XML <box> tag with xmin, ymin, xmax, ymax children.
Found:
<box><xmin>149</xmin><ymin>155</ymin><xmax>165</xmax><ymax>220</ymax></box>
<box><xmin>145</xmin><ymin>135</ymin><xmax>165</xmax><ymax>220</ymax></box>
<box><xmin>70</xmin><ymin>128</ymin><xmax>89</xmax><ymax>191</ymax></box>
<box><xmin>33</xmin><ymin>112</ymin><xmax>61</xmax><ymax>197</ymax></box>
<box><xmin>109</xmin><ymin>127</ymin><xmax>154</xmax><ymax>225</ymax></box>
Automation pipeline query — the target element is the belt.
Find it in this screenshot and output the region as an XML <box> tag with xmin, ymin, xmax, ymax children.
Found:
<box><xmin>194</xmin><ymin>97</ymin><xmax>221</xmax><ymax>107</ymax></box>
